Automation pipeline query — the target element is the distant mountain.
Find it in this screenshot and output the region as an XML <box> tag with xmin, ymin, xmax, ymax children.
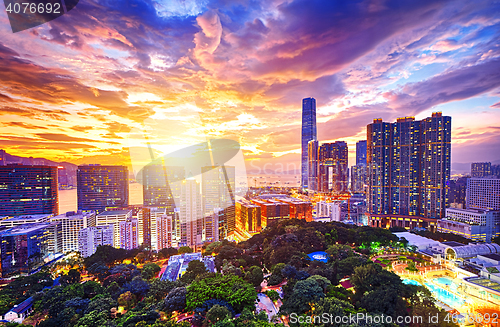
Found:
<box><xmin>0</xmin><ymin>149</ymin><xmax>77</xmax><ymax>189</ymax></box>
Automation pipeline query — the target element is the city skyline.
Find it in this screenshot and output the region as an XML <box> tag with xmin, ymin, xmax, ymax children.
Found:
<box><xmin>0</xmin><ymin>0</ymin><xmax>500</xmax><ymax>174</ymax></box>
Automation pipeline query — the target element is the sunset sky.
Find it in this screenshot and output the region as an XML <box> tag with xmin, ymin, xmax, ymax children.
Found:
<box><xmin>0</xmin><ymin>0</ymin><xmax>499</xmax><ymax>176</ymax></box>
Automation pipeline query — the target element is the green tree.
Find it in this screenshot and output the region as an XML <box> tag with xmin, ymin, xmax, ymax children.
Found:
<box><xmin>205</xmin><ymin>304</ymin><xmax>232</xmax><ymax>325</ymax></box>
<box><xmin>265</xmin><ymin>290</ymin><xmax>280</xmax><ymax>302</ymax></box>
<box><xmin>118</xmin><ymin>291</ymin><xmax>137</xmax><ymax>310</ymax></box>
<box><xmin>142</xmin><ymin>263</ymin><xmax>161</xmax><ymax>280</ymax></box>
<box><xmin>164</xmin><ymin>287</ymin><xmax>187</xmax><ymax>312</ymax></box>
<box><xmin>186</xmin><ymin>274</ymin><xmax>257</xmax><ymax>313</ymax></box>
<box><xmin>245</xmin><ymin>266</ymin><xmax>263</xmax><ymax>288</ymax></box>
<box><xmin>60</xmin><ymin>268</ymin><xmax>81</xmax><ymax>285</ymax></box>
<box><xmin>178</xmin><ymin>246</ymin><xmax>193</xmax><ymax>254</ymax></box>
<box><xmin>280</xmin><ymin>278</ymin><xmax>325</xmax><ymax>314</ymax></box>
<box><xmin>181</xmin><ymin>260</ymin><xmax>208</xmax><ymax>283</ymax></box>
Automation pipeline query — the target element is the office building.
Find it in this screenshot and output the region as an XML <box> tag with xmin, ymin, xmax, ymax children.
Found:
<box><xmin>235</xmin><ymin>200</ymin><xmax>262</xmax><ymax>233</ymax></box>
<box><xmin>301</xmin><ymin>97</ymin><xmax>317</xmax><ymax>189</ymax></box>
<box><xmin>205</xmin><ymin>210</ymin><xmax>220</xmax><ymax>243</ymax></box>
<box><xmin>119</xmin><ymin>218</ymin><xmax>139</xmax><ymax>250</ymax></box>
<box><xmin>250</xmin><ymin>199</ymin><xmax>290</xmax><ymax>229</ymax></box>
<box><xmin>78</xmin><ymin>225</ymin><xmax>114</xmax><ymax>257</ymax></box>
<box><xmin>0</xmin><ymin>223</ymin><xmax>51</xmax><ymax>278</ymax></box>
<box><xmin>367</xmin><ymin>113</ymin><xmax>451</xmax><ymax>229</ymax></box>
<box><xmin>0</xmin><ymin>214</ymin><xmax>53</xmax><ymax>228</ymax></box>
<box><xmin>142</xmin><ymin>164</ymin><xmax>184</xmax><ymax>211</ymax></box>
<box><xmin>466</xmin><ymin>178</ymin><xmax>500</xmax><ymax>210</ymax></box>
<box><xmin>138</xmin><ymin>207</ymin><xmax>167</xmax><ymax>251</ymax></box>
<box><xmin>356</xmin><ymin>140</ymin><xmax>367</xmax><ymax>166</ymax></box>
<box><xmin>201</xmin><ymin>165</ymin><xmax>235</xmax><ymax>216</ymax></box>
<box><xmin>0</xmin><ymin>165</ymin><xmax>58</xmax><ymax>216</ymax></box>
<box><xmin>350</xmin><ymin>165</ymin><xmax>366</xmax><ymax>193</ymax></box>
<box><xmin>318</xmin><ymin>141</ymin><xmax>348</xmax><ymax>193</ymax></box>
<box><xmin>438</xmin><ymin>208</ymin><xmax>500</xmax><ymax>242</ymax></box>
<box><xmin>77</xmin><ymin>165</ymin><xmax>128</xmax><ymax>213</ymax></box>
<box><xmin>179</xmin><ymin>176</ymin><xmax>202</xmax><ymax>248</ymax></box>
<box><xmin>471</xmin><ymin>162</ymin><xmax>492</xmax><ymax>178</ymax></box>
<box><xmin>307</xmin><ymin>140</ymin><xmax>319</xmax><ymax>191</ymax></box>
<box><xmin>50</xmin><ymin>211</ymin><xmax>96</xmax><ymax>253</ymax></box>
<box><xmin>95</xmin><ymin>209</ymin><xmax>132</xmax><ymax>248</ymax></box>
<box><xmin>46</xmin><ymin>221</ymin><xmax>63</xmax><ymax>254</ymax></box>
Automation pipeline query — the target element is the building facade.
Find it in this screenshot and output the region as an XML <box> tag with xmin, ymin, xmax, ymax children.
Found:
<box><xmin>318</xmin><ymin>141</ymin><xmax>348</xmax><ymax>193</ymax></box>
<box><xmin>95</xmin><ymin>209</ymin><xmax>132</xmax><ymax>248</ymax></box>
<box><xmin>367</xmin><ymin>113</ymin><xmax>451</xmax><ymax>228</ymax></box>
<box><xmin>301</xmin><ymin>97</ymin><xmax>317</xmax><ymax>189</ymax></box>
<box><xmin>438</xmin><ymin>208</ymin><xmax>500</xmax><ymax>242</ymax></box>
<box><xmin>307</xmin><ymin>140</ymin><xmax>319</xmax><ymax>191</ymax></box>
<box><xmin>50</xmin><ymin>211</ymin><xmax>96</xmax><ymax>253</ymax></box>
<box><xmin>179</xmin><ymin>177</ymin><xmax>202</xmax><ymax>248</ymax></box>
<box><xmin>0</xmin><ymin>223</ymin><xmax>51</xmax><ymax>277</ymax></box>
<box><xmin>77</xmin><ymin>165</ymin><xmax>129</xmax><ymax>213</ymax></box>
<box><xmin>466</xmin><ymin>178</ymin><xmax>500</xmax><ymax>210</ymax></box>
<box><xmin>119</xmin><ymin>218</ymin><xmax>139</xmax><ymax>250</ymax></box>
<box><xmin>0</xmin><ymin>165</ymin><xmax>58</xmax><ymax>216</ymax></box>
<box><xmin>471</xmin><ymin>162</ymin><xmax>492</xmax><ymax>178</ymax></box>
<box><xmin>78</xmin><ymin>225</ymin><xmax>114</xmax><ymax>257</ymax></box>
<box><xmin>201</xmin><ymin>166</ymin><xmax>235</xmax><ymax>218</ymax></box>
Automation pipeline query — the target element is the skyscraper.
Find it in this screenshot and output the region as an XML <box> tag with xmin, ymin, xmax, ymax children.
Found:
<box><xmin>301</xmin><ymin>97</ymin><xmax>316</xmax><ymax>189</ymax></box>
<box><xmin>356</xmin><ymin>140</ymin><xmax>367</xmax><ymax>166</ymax></box>
<box><xmin>78</xmin><ymin>225</ymin><xmax>114</xmax><ymax>257</ymax></box>
<box><xmin>142</xmin><ymin>164</ymin><xmax>184</xmax><ymax>210</ymax></box>
<box><xmin>307</xmin><ymin>140</ymin><xmax>319</xmax><ymax>191</ymax></box>
<box><xmin>77</xmin><ymin>165</ymin><xmax>129</xmax><ymax>213</ymax></box>
<box><xmin>50</xmin><ymin>210</ymin><xmax>96</xmax><ymax>253</ymax></box>
<box><xmin>471</xmin><ymin>162</ymin><xmax>492</xmax><ymax>178</ymax></box>
<box><xmin>201</xmin><ymin>166</ymin><xmax>235</xmax><ymax>216</ymax></box>
<box><xmin>317</xmin><ymin>141</ymin><xmax>348</xmax><ymax>193</ymax></box>
<box><xmin>179</xmin><ymin>176</ymin><xmax>202</xmax><ymax>248</ymax></box>
<box><xmin>0</xmin><ymin>165</ymin><xmax>58</xmax><ymax>216</ymax></box>
<box><xmin>367</xmin><ymin>113</ymin><xmax>451</xmax><ymax>229</ymax></box>
<box><xmin>466</xmin><ymin>178</ymin><xmax>500</xmax><ymax>210</ymax></box>
<box><xmin>119</xmin><ymin>218</ymin><xmax>139</xmax><ymax>250</ymax></box>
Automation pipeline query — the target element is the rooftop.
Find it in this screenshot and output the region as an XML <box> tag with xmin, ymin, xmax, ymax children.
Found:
<box><xmin>97</xmin><ymin>209</ymin><xmax>132</xmax><ymax>216</ymax></box>
<box><xmin>479</xmin><ymin>253</ymin><xmax>500</xmax><ymax>261</ymax></box>
<box><xmin>0</xmin><ymin>214</ymin><xmax>53</xmax><ymax>222</ymax></box>
<box><xmin>0</xmin><ymin>223</ymin><xmax>51</xmax><ymax>236</ymax></box>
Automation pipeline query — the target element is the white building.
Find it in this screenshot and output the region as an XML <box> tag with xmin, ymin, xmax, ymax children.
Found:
<box><xmin>50</xmin><ymin>211</ymin><xmax>96</xmax><ymax>253</ymax></box>
<box><xmin>438</xmin><ymin>208</ymin><xmax>500</xmax><ymax>242</ymax></box>
<box><xmin>467</xmin><ymin>177</ymin><xmax>500</xmax><ymax>210</ymax></box>
<box><xmin>96</xmin><ymin>209</ymin><xmax>132</xmax><ymax>248</ymax></box>
<box><xmin>316</xmin><ymin>201</ymin><xmax>341</xmax><ymax>221</ymax></box>
<box><xmin>0</xmin><ymin>214</ymin><xmax>54</xmax><ymax>227</ymax></box>
<box><xmin>78</xmin><ymin>225</ymin><xmax>114</xmax><ymax>257</ymax></box>
<box><xmin>119</xmin><ymin>218</ymin><xmax>139</xmax><ymax>250</ymax></box>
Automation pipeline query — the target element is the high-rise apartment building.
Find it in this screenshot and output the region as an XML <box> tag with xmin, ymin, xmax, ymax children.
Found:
<box><xmin>157</xmin><ymin>215</ymin><xmax>174</xmax><ymax>250</ymax></box>
<box><xmin>367</xmin><ymin>113</ymin><xmax>451</xmax><ymax>229</ymax></box>
<box><xmin>466</xmin><ymin>178</ymin><xmax>500</xmax><ymax>210</ymax></box>
<box><xmin>0</xmin><ymin>165</ymin><xmax>58</xmax><ymax>216</ymax></box>
<box><xmin>77</xmin><ymin>165</ymin><xmax>129</xmax><ymax>213</ymax></box>
<box><xmin>179</xmin><ymin>177</ymin><xmax>201</xmax><ymax>248</ymax></box>
<box><xmin>78</xmin><ymin>225</ymin><xmax>114</xmax><ymax>257</ymax></box>
<box><xmin>95</xmin><ymin>209</ymin><xmax>132</xmax><ymax>248</ymax></box>
<box><xmin>317</xmin><ymin>141</ymin><xmax>348</xmax><ymax>193</ymax></box>
<box><xmin>449</xmin><ymin>177</ymin><xmax>468</xmax><ymax>209</ymax></box>
<box><xmin>301</xmin><ymin>97</ymin><xmax>316</xmax><ymax>189</ymax></box>
<box><xmin>471</xmin><ymin>162</ymin><xmax>492</xmax><ymax>178</ymax></box>
<box><xmin>50</xmin><ymin>211</ymin><xmax>96</xmax><ymax>253</ymax></box>
<box><xmin>316</xmin><ymin>201</ymin><xmax>341</xmax><ymax>221</ymax></box>
<box><xmin>307</xmin><ymin>140</ymin><xmax>319</xmax><ymax>191</ymax></box>
<box><xmin>119</xmin><ymin>218</ymin><xmax>139</xmax><ymax>250</ymax></box>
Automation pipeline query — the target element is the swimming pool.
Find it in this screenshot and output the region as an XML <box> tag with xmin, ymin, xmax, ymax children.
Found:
<box><xmin>434</xmin><ymin>276</ymin><xmax>453</xmax><ymax>286</ymax></box>
<box><xmin>402</xmin><ymin>278</ymin><xmax>421</xmax><ymax>286</ymax></box>
<box><xmin>424</xmin><ymin>282</ymin><xmax>465</xmax><ymax>309</ymax></box>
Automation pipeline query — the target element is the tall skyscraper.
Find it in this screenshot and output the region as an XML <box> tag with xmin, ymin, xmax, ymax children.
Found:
<box><xmin>471</xmin><ymin>162</ymin><xmax>492</xmax><ymax>178</ymax></box>
<box><xmin>179</xmin><ymin>176</ymin><xmax>201</xmax><ymax>248</ymax></box>
<box><xmin>317</xmin><ymin>141</ymin><xmax>348</xmax><ymax>193</ymax></box>
<box><xmin>0</xmin><ymin>165</ymin><xmax>58</xmax><ymax>216</ymax></box>
<box><xmin>307</xmin><ymin>140</ymin><xmax>319</xmax><ymax>191</ymax></box>
<box><xmin>367</xmin><ymin>113</ymin><xmax>451</xmax><ymax>229</ymax></box>
<box><xmin>201</xmin><ymin>166</ymin><xmax>235</xmax><ymax>216</ymax></box>
<box><xmin>356</xmin><ymin>140</ymin><xmax>367</xmax><ymax>166</ymax></box>
<box><xmin>142</xmin><ymin>164</ymin><xmax>184</xmax><ymax>210</ymax></box>
<box><xmin>77</xmin><ymin>165</ymin><xmax>129</xmax><ymax>213</ymax></box>
<box><xmin>301</xmin><ymin>97</ymin><xmax>317</xmax><ymax>189</ymax></box>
